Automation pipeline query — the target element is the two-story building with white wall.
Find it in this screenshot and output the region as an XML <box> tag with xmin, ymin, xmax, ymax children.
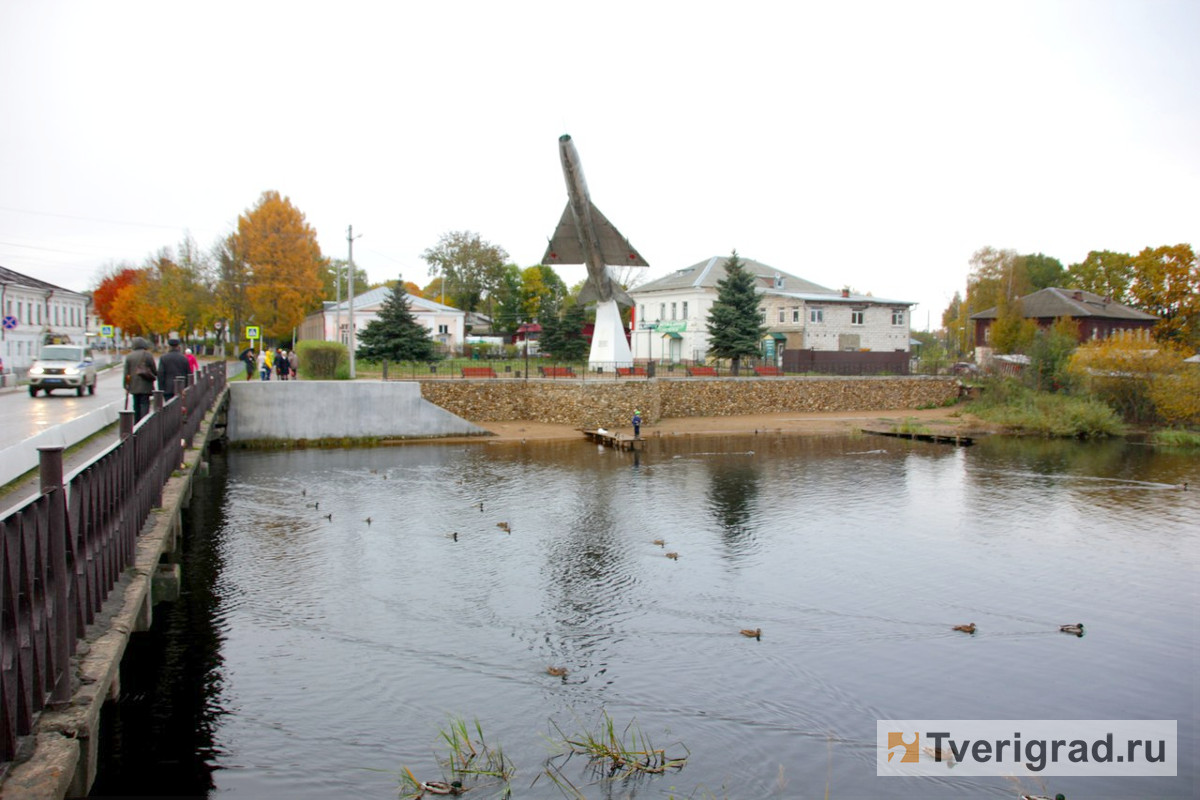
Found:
<box><xmin>630</xmin><ymin>256</ymin><xmax>834</xmax><ymax>363</ymax></box>
<box><xmin>628</xmin><ymin>255</ymin><xmax>914</xmax><ymax>371</ymax></box>
<box><xmin>0</xmin><ymin>265</ymin><xmax>92</xmax><ymax>373</ymax></box>
<box><xmin>297</xmin><ymin>286</ymin><xmax>467</xmax><ymax>354</ymax></box>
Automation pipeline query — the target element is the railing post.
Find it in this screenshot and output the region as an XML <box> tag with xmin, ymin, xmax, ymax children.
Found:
<box><xmin>119</xmin><ymin>409</ymin><xmax>135</xmax><ymax>439</ymax></box>
<box><xmin>38</xmin><ymin>446</ymin><xmax>74</xmax><ymax>704</ymax></box>
<box><xmin>38</xmin><ymin>445</ymin><xmax>64</xmax><ymax>495</ymax></box>
<box><xmin>174</xmin><ymin>375</ymin><xmax>186</xmax><ymax>400</ymax></box>
<box><xmin>152</xmin><ymin>389</ymin><xmax>165</xmax><ymax>413</ymax></box>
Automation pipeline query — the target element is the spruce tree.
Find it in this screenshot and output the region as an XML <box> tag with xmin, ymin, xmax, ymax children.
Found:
<box><xmin>356</xmin><ymin>278</ymin><xmax>436</xmax><ymax>362</ymax></box>
<box><xmin>705</xmin><ymin>250</ymin><xmax>766</xmax><ymax>375</ymax></box>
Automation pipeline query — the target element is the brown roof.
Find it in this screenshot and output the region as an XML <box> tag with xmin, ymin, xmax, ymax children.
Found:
<box><xmin>971</xmin><ymin>287</ymin><xmax>1157</xmax><ymax>321</ymax></box>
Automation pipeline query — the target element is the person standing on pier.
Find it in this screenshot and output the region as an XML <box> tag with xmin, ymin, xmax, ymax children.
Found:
<box><xmin>632</xmin><ymin>409</ymin><xmax>643</xmax><ymax>438</ymax></box>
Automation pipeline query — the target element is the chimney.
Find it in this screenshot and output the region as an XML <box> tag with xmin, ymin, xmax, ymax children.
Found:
<box><xmin>841</xmin><ymin>288</ymin><xmax>850</xmax><ymax>298</ymax></box>
<box><xmin>1072</xmin><ymin>290</ymin><xmax>1084</xmax><ymax>302</ymax></box>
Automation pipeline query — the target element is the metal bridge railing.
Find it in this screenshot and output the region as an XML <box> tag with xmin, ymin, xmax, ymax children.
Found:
<box><xmin>0</xmin><ymin>361</ymin><xmax>226</xmax><ymax>768</ymax></box>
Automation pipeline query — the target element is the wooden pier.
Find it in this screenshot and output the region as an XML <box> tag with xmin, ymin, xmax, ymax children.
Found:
<box><xmin>862</xmin><ymin>429</ymin><xmax>975</xmax><ymax>447</ymax></box>
<box><xmin>582</xmin><ymin>429</ymin><xmax>644</xmax><ymax>451</ymax></box>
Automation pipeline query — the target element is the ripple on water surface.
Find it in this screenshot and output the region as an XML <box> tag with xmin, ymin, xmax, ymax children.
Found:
<box><xmin>116</xmin><ymin>436</ymin><xmax>1197</xmax><ymax>799</ymax></box>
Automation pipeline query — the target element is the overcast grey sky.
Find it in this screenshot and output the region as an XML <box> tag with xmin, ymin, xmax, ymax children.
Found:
<box><xmin>2</xmin><ymin>0</ymin><xmax>1196</xmax><ymax>329</ymax></box>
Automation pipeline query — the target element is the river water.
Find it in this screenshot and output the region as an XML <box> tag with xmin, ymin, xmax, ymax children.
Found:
<box><xmin>91</xmin><ymin>434</ymin><xmax>1198</xmax><ymax>799</ymax></box>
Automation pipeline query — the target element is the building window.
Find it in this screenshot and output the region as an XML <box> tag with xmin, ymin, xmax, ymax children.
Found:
<box><xmin>809</xmin><ymin>308</ymin><xmax>824</xmax><ymax>323</ymax></box>
<box><xmin>681</xmin><ymin>301</ymin><xmax>688</xmax><ymax>318</ymax></box>
<box><xmin>851</xmin><ymin>310</ymin><xmax>865</xmax><ymax>325</ymax></box>
<box><xmin>659</xmin><ymin>303</ymin><xmax>665</xmax><ymax>321</ymax></box>
<box><xmin>892</xmin><ymin>310</ymin><xmax>905</xmax><ymax>325</ymax></box>
<box><xmin>792</xmin><ymin>307</ymin><xmax>800</xmax><ymax>323</ymax></box>
<box><xmin>639</xmin><ymin>305</ymin><xmax>645</xmax><ymax>323</ymax></box>
<box><xmin>759</xmin><ymin>308</ymin><xmax>767</xmax><ymax>324</ymax></box>
<box><xmin>778</xmin><ymin>308</ymin><xmax>785</xmax><ymax>323</ymax></box>
<box><xmin>671</xmin><ymin>302</ymin><xmax>677</xmax><ymax>320</ymax></box>
<box><xmin>438</xmin><ymin>324</ymin><xmax>449</xmax><ymax>335</ymax></box>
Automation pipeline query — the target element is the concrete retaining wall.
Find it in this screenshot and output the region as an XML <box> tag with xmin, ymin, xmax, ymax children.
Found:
<box><xmin>418</xmin><ymin>376</ymin><xmax>961</xmax><ymax>430</ymax></box>
<box><xmin>225</xmin><ymin>381</ymin><xmax>489</xmax><ymax>442</ymax></box>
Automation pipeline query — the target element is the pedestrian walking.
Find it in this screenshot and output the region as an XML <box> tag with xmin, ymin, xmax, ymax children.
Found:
<box><xmin>158</xmin><ymin>339</ymin><xmax>190</xmax><ymax>400</ymax></box>
<box><xmin>275</xmin><ymin>347</ymin><xmax>289</xmax><ymax>380</ymax></box>
<box><xmin>123</xmin><ymin>337</ymin><xmax>157</xmax><ymax>423</ymax></box>
<box><xmin>240</xmin><ymin>347</ymin><xmax>255</xmax><ymax>380</ymax></box>
<box><xmin>184</xmin><ymin>347</ymin><xmax>199</xmax><ymax>373</ymax></box>
<box><xmin>257</xmin><ymin>349</ymin><xmax>269</xmax><ymax>380</ymax></box>
<box><xmin>288</xmin><ymin>349</ymin><xmax>298</xmax><ymax>380</ymax></box>
<box><xmin>632</xmin><ymin>408</ymin><xmax>643</xmax><ymax>438</ymax></box>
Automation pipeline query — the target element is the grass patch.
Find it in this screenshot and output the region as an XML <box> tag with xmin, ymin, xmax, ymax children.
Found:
<box><xmin>539</xmin><ymin>712</ymin><xmax>688</xmax><ymax>796</ymax></box>
<box><xmin>400</xmin><ymin>717</ymin><xmax>515</xmax><ymax>799</ymax></box>
<box><xmin>1150</xmin><ymin>429</ymin><xmax>1200</xmax><ymax>448</ymax></box>
<box><xmin>967</xmin><ymin>380</ymin><xmax>1124</xmax><ymax>438</ymax></box>
<box><xmin>891</xmin><ymin>417</ymin><xmax>931</xmax><ymax>436</ymax></box>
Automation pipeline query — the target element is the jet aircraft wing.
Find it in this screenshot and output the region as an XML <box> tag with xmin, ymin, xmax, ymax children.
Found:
<box><xmin>542</xmin><ymin>202</ymin><xmax>585</xmax><ymax>265</ymax></box>
<box><xmin>542</xmin><ymin>201</ymin><xmax>649</xmax><ymax>268</ymax></box>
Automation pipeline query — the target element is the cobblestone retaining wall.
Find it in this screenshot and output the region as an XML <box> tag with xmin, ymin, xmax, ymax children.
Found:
<box><xmin>417</xmin><ymin>376</ymin><xmax>960</xmax><ymax>430</ymax></box>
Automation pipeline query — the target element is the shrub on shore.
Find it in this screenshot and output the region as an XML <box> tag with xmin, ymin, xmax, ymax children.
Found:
<box><xmin>968</xmin><ymin>379</ymin><xmax>1124</xmax><ymax>438</ymax></box>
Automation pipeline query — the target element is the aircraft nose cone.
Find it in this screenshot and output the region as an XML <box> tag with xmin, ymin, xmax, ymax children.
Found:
<box><xmin>559</xmin><ymin>133</ymin><xmax>572</xmax><ymax>142</ymax></box>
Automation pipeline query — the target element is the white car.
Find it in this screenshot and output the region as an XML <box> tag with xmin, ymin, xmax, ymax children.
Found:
<box><xmin>28</xmin><ymin>345</ymin><xmax>98</xmax><ymax>397</ymax></box>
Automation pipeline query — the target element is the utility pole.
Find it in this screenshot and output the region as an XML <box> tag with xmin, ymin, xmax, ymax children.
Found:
<box><xmin>347</xmin><ymin>225</ymin><xmax>362</xmax><ymax>379</ymax></box>
<box><xmin>335</xmin><ymin>260</ymin><xmax>342</xmax><ymax>348</ymax></box>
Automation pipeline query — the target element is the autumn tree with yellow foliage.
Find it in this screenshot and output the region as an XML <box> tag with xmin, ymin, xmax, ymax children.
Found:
<box><xmin>233</xmin><ymin>191</ymin><xmax>326</xmax><ymax>340</ymax></box>
<box><xmin>1067</xmin><ymin>335</ymin><xmax>1194</xmax><ymax>425</ymax></box>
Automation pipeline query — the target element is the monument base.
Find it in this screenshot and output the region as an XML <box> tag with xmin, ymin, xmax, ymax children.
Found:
<box><xmin>588</xmin><ymin>299</ymin><xmax>633</xmax><ymax>369</ymax></box>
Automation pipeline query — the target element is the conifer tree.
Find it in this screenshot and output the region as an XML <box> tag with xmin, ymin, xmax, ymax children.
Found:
<box><xmin>356</xmin><ymin>278</ymin><xmax>436</xmax><ymax>362</ymax></box>
<box><xmin>705</xmin><ymin>250</ymin><xmax>766</xmax><ymax>375</ymax></box>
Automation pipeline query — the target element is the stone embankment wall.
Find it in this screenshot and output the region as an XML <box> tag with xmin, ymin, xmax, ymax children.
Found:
<box><xmin>418</xmin><ymin>376</ymin><xmax>961</xmax><ymax>430</ymax></box>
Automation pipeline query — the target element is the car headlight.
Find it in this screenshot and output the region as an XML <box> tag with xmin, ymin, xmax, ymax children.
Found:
<box><xmin>29</xmin><ymin>366</ymin><xmax>44</xmax><ymax>375</ymax></box>
<box><xmin>64</xmin><ymin>367</ymin><xmax>80</xmax><ymax>376</ymax></box>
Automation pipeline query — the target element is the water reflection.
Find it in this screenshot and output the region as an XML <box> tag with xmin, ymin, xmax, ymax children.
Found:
<box><xmin>93</xmin><ymin>434</ymin><xmax>1198</xmax><ymax>800</ymax></box>
<box><xmin>705</xmin><ymin>454</ymin><xmax>759</xmax><ymax>551</ymax></box>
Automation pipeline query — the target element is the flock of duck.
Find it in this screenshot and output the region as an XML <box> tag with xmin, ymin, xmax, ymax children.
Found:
<box><xmin>953</xmin><ymin>622</ymin><xmax>1085</xmax><ymax>637</ymax></box>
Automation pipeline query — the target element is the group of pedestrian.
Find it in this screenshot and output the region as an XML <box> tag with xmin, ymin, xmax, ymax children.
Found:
<box><xmin>238</xmin><ymin>345</ymin><xmax>297</xmax><ymax>381</ymax></box>
<box><xmin>123</xmin><ymin>337</ymin><xmax>201</xmax><ymax>422</ymax></box>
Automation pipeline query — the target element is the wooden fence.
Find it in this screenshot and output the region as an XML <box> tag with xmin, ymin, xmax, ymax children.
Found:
<box><xmin>0</xmin><ymin>362</ymin><xmax>225</xmax><ymax>768</ymax></box>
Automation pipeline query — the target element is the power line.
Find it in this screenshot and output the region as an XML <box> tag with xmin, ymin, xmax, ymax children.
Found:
<box><xmin>0</xmin><ymin>205</ymin><xmax>189</xmax><ymax>231</ymax></box>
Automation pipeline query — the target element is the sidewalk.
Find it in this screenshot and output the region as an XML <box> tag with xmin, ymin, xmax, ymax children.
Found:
<box><xmin>0</xmin><ymin>422</ymin><xmax>121</xmax><ymax>516</ymax></box>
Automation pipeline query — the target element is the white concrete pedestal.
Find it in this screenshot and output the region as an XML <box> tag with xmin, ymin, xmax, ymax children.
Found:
<box><xmin>589</xmin><ymin>299</ymin><xmax>633</xmax><ymax>369</ymax></box>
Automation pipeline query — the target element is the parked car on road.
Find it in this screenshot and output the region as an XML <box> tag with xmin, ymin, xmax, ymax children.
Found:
<box><xmin>28</xmin><ymin>345</ymin><xmax>98</xmax><ymax>397</ymax></box>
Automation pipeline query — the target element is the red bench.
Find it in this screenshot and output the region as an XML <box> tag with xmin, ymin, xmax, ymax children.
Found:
<box><xmin>616</xmin><ymin>367</ymin><xmax>647</xmax><ymax>377</ymax></box>
<box><xmin>753</xmin><ymin>365</ymin><xmax>783</xmax><ymax>376</ymax></box>
<box><xmin>461</xmin><ymin>367</ymin><xmax>498</xmax><ymax>378</ymax></box>
<box><xmin>686</xmin><ymin>366</ymin><xmax>718</xmax><ymax>377</ymax></box>
<box><xmin>539</xmin><ymin>366</ymin><xmax>577</xmax><ymax>378</ymax></box>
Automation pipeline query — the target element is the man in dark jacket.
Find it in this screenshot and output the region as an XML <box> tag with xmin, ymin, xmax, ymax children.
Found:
<box><xmin>123</xmin><ymin>337</ymin><xmax>157</xmax><ymax>422</ymax></box>
<box><xmin>158</xmin><ymin>339</ymin><xmax>190</xmax><ymax>400</ymax></box>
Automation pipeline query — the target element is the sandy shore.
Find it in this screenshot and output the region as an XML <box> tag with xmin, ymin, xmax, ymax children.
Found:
<box><xmin>475</xmin><ymin>406</ymin><xmax>986</xmax><ymax>442</ymax></box>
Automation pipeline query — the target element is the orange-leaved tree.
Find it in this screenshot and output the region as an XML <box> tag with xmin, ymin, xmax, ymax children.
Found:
<box><xmin>233</xmin><ymin>190</ymin><xmax>326</xmax><ymax>340</ymax></box>
<box><xmin>91</xmin><ymin>265</ymin><xmax>140</xmax><ymax>326</ymax></box>
<box><xmin>107</xmin><ymin>267</ymin><xmax>183</xmax><ymax>339</ymax></box>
